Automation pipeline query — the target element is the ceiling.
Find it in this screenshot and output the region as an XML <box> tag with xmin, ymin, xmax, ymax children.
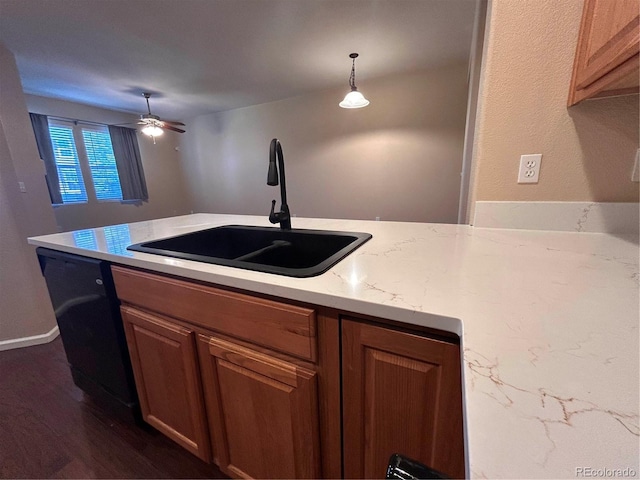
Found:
<box><xmin>0</xmin><ymin>0</ymin><xmax>477</xmax><ymax>120</ymax></box>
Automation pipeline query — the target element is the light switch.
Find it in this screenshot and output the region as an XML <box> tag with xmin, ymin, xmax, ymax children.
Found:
<box><xmin>18</xmin><ymin>182</ymin><xmax>26</xmax><ymax>193</ymax></box>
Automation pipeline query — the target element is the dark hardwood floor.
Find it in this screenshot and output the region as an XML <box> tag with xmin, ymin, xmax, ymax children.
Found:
<box><xmin>0</xmin><ymin>337</ymin><xmax>226</xmax><ymax>479</ymax></box>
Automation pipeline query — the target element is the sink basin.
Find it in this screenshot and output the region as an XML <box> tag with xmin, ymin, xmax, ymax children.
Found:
<box><xmin>127</xmin><ymin>225</ymin><xmax>372</xmax><ymax>277</ymax></box>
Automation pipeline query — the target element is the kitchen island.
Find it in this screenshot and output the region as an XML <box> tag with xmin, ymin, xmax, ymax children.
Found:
<box><xmin>28</xmin><ymin>213</ymin><xmax>639</xmax><ymax>479</ymax></box>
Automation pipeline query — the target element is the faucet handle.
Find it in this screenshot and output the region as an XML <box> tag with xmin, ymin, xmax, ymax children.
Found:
<box><xmin>269</xmin><ymin>199</ymin><xmax>278</xmax><ymax>224</ymax></box>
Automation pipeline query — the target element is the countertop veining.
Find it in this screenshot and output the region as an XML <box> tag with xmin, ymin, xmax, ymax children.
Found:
<box><xmin>28</xmin><ymin>214</ymin><xmax>640</xmax><ymax>479</ymax></box>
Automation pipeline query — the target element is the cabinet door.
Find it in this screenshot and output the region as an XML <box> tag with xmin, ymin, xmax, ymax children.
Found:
<box><xmin>574</xmin><ymin>0</ymin><xmax>639</xmax><ymax>90</ymax></box>
<box><xmin>342</xmin><ymin>320</ymin><xmax>464</xmax><ymax>479</ymax></box>
<box><xmin>198</xmin><ymin>335</ymin><xmax>321</xmax><ymax>479</ymax></box>
<box><xmin>121</xmin><ymin>306</ymin><xmax>210</xmax><ymax>461</ymax></box>
<box><xmin>569</xmin><ymin>0</ymin><xmax>639</xmax><ymax>104</ymax></box>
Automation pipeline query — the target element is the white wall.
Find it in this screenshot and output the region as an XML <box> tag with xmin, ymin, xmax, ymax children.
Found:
<box><xmin>180</xmin><ymin>63</ymin><xmax>469</xmax><ymax>223</ymax></box>
<box><xmin>26</xmin><ymin>95</ymin><xmax>194</xmax><ymax>231</ymax></box>
<box><xmin>0</xmin><ymin>43</ymin><xmax>58</xmax><ymax>343</ymax></box>
<box><xmin>468</xmin><ymin>0</ymin><xmax>639</xmax><ymax>222</ymax></box>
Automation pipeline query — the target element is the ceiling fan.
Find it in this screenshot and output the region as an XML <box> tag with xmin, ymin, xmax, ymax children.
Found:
<box><xmin>137</xmin><ymin>92</ymin><xmax>186</xmax><ymax>136</ymax></box>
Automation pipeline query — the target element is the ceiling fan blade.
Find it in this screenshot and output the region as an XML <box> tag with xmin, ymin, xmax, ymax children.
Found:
<box><xmin>111</xmin><ymin>122</ymin><xmax>139</xmax><ymax>126</ymax></box>
<box><xmin>162</xmin><ymin>124</ymin><xmax>186</xmax><ymax>133</ymax></box>
<box><xmin>162</xmin><ymin>120</ymin><xmax>186</xmax><ymax>126</ymax></box>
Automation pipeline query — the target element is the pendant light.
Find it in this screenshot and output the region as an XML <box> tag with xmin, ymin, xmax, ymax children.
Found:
<box><xmin>339</xmin><ymin>53</ymin><xmax>370</xmax><ymax>109</ymax></box>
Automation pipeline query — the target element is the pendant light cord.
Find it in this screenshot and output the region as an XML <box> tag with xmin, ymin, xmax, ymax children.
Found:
<box><xmin>349</xmin><ymin>57</ymin><xmax>357</xmax><ymax>91</ymax></box>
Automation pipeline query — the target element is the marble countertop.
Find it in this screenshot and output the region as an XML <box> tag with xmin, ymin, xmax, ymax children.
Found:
<box><xmin>28</xmin><ymin>214</ymin><xmax>639</xmax><ymax>479</ymax></box>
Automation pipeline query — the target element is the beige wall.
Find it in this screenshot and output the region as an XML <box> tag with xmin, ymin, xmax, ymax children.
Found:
<box><xmin>26</xmin><ymin>95</ymin><xmax>194</xmax><ymax>231</ymax></box>
<box><xmin>180</xmin><ymin>63</ymin><xmax>469</xmax><ymax>223</ymax></box>
<box><xmin>468</xmin><ymin>0</ymin><xmax>639</xmax><ymax>222</ymax></box>
<box><xmin>0</xmin><ymin>44</ymin><xmax>58</xmax><ymax>342</ymax></box>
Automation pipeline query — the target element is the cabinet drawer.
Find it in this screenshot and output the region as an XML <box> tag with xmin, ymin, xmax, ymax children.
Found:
<box><xmin>112</xmin><ymin>266</ymin><xmax>317</xmax><ymax>362</ymax></box>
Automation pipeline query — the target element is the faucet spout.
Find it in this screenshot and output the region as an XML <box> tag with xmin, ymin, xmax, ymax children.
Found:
<box><xmin>267</xmin><ymin>139</ymin><xmax>291</xmax><ymax>230</ymax></box>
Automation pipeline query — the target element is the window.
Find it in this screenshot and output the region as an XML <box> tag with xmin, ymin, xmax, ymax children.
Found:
<box><xmin>48</xmin><ymin>123</ymin><xmax>88</xmax><ymax>203</ymax></box>
<box><xmin>82</xmin><ymin>127</ymin><xmax>122</xmax><ymax>201</ymax></box>
<box><xmin>48</xmin><ymin>120</ymin><xmax>123</xmax><ymax>204</ymax></box>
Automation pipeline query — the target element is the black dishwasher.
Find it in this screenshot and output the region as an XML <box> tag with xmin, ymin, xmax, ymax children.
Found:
<box><xmin>37</xmin><ymin>247</ymin><xmax>141</xmax><ymax>423</ymax></box>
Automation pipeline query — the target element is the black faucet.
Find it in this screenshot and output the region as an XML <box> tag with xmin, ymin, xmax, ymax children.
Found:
<box><xmin>267</xmin><ymin>138</ymin><xmax>292</xmax><ymax>230</ymax></box>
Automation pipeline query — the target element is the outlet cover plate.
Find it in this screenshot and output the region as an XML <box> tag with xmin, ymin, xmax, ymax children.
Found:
<box><xmin>518</xmin><ymin>154</ymin><xmax>542</xmax><ymax>184</ymax></box>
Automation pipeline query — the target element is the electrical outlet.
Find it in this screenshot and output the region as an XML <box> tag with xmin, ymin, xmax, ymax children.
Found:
<box><xmin>518</xmin><ymin>154</ymin><xmax>542</xmax><ymax>184</ymax></box>
<box><xmin>632</xmin><ymin>148</ymin><xmax>639</xmax><ymax>182</ymax></box>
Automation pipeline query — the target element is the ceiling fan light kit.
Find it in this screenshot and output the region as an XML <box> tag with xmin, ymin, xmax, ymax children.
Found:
<box><xmin>141</xmin><ymin>124</ymin><xmax>164</xmax><ymax>136</ymax></box>
<box><xmin>138</xmin><ymin>92</ymin><xmax>186</xmax><ymax>139</ymax></box>
<box><xmin>339</xmin><ymin>53</ymin><xmax>369</xmax><ymax>109</ymax></box>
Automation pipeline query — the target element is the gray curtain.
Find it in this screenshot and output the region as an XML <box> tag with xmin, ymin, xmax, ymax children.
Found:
<box><xmin>108</xmin><ymin>125</ymin><xmax>148</xmax><ymax>201</ymax></box>
<box><xmin>29</xmin><ymin>113</ymin><xmax>63</xmax><ymax>204</ymax></box>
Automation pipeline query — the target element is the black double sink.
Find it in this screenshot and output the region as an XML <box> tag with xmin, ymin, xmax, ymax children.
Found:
<box><xmin>127</xmin><ymin>225</ymin><xmax>372</xmax><ymax>278</ymax></box>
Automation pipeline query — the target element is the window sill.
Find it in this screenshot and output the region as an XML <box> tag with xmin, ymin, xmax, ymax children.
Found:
<box><xmin>52</xmin><ymin>199</ymin><xmax>145</xmax><ymax>207</ymax></box>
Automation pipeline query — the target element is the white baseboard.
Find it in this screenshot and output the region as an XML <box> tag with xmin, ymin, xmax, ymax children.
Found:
<box><xmin>0</xmin><ymin>325</ymin><xmax>60</xmax><ymax>352</ymax></box>
<box><xmin>473</xmin><ymin>201</ymin><xmax>639</xmax><ymax>234</ymax></box>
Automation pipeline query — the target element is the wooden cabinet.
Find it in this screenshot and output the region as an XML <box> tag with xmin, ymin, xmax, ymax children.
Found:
<box><xmin>341</xmin><ymin>319</ymin><xmax>465</xmax><ymax>479</ymax></box>
<box><xmin>197</xmin><ymin>335</ymin><xmax>321</xmax><ymax>479</ymax></box>
<box><xmin>568</xmin><ymin>0</ymin><xmax>639</xmax><ymax>105</ymax></box>
<box><xmin>113</xmin><ymin>266</ymin><xmax>464</xmax><ymax>479</ymax></box>
<box><xmin>120</xmin><ymin>306</ymin><xmax>211</xmax><ymax>461</ymax></box>
<box><xmin>113</xmin><ymin>266</ymin><xmax>333</xmax><ymax>478</ymax></box>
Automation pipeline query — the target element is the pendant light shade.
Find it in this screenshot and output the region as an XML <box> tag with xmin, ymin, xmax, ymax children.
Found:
<box><xmin>339</xmin><ymin>53</ymin><xmax>369</xmax><ymax>109</ymax></box>
<box><xmin>339</xmin><ymin>90</ymin><xmax>370</xmax><ymax>109</ymax></box>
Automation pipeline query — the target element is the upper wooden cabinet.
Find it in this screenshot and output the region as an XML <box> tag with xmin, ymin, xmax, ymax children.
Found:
<box><xmin>568</xmin><ymin>0</ymin><xmax>640</xmax><ymax>105</ymax></box>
